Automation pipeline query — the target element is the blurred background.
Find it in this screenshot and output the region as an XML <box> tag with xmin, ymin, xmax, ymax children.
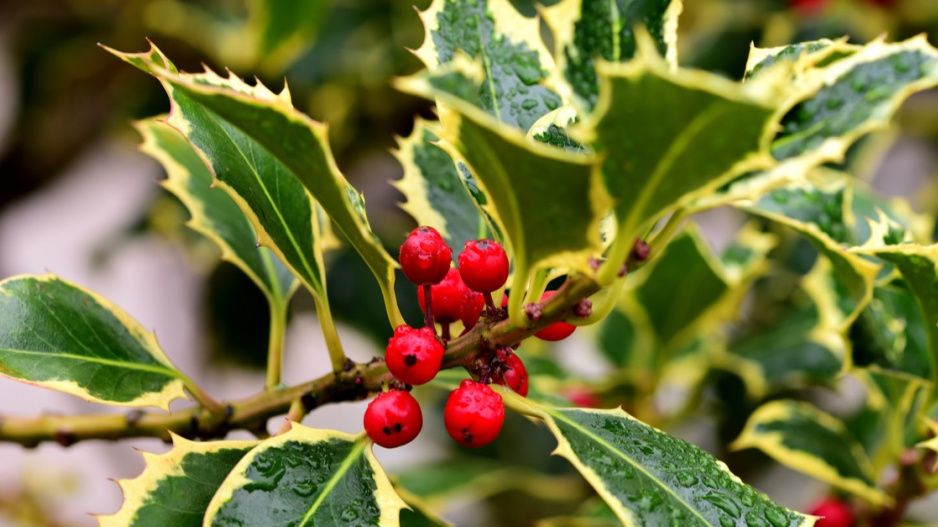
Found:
<box><xmin>1</xmin><ymin>0</ymin><xmax>938</xmax><ymax>525</ymax></box>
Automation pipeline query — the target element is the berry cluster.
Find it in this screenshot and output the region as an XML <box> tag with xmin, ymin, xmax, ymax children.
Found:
<box><xmin>364</xmin><ymin>226</ymin><xmax>576</xmax><ymax>449</ymax></box>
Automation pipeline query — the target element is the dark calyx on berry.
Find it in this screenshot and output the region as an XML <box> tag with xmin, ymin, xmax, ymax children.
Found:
<box><xmin>399</xmin><ymin>226</ymin><xmax>452</xmax><ymax>285</ymax></box>
<box><xmin>444</xmin><ymin>379</ymin><xmax>505</xmax><ymax>448</ymax></box>
<box><xmin>385</xmin><ymin>325</ymin><xmax>444</xmax><ymax>385</ymax></box>
<box><xmin>493</xmin><ymin>351</ymin><xmax>529</xmax><ymax>397</ymax></box>
<box><xmin>364</xmin><ymin>389</ymin><xmax>423</xmax><ymax>448</ymax></box>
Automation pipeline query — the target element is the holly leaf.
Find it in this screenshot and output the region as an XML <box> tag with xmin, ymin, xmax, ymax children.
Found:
<box><xmin>396</xmin><ymin>70</ymin><xmax>608</xmax><ymax>306</ymax></box>
<box><xmin>600</xmin><ymin>223</ymin><xmax>773</xmax><ymax>376</ymax></box>
<box><xmin>741</xmin><ymin>180</ymin><xmax>880</xmax><ymax>328</ymax></box>
<box><xmin>771</xmin><ymin>37</ymin><xmax>938</xmax><ymax>161</ymax></box>
<box><xmin>851</xmin><ymin>281</ymin><xmax>931</xmax><ymax>381</ymax></box>
<box><xmin>851</xmin><ymin>244</ymin><xmax>938</xmax><ymax>388</ymax></box>
<box><xmin>542</xmin><ymin>0</ymin><xmax>682</xmax><ymax>110</ymax></box>
<box><xmin>502</xmin><ymin>390</ymin><xmax>814</xmax><ymax>526</ymax></box>
<box><xmin>107</xmin><ymin>42</ymin><xmax>404</xmax><ymax>328</ymax></box>
<box><xmin>721</xmin><ymin>283</ymin><xmax>845</xmax><ymax>398</ymax></box>
<box><xmin>392</xmin><ymin>118</ymin><xmax>490</xmax><ymax>256</ymax></box>
<box><xmin>744</xmin><ymin>38</ymin><xmax>858</xmax><ymax>82</ymax></box>
<box><xmin>732</xmin><ymin>401</ymin><xmax>890</xmax><ymax>505</ymax></box>
<box><xmin>205</xmin><ymin>424</ymin><xmax>406</xmax><ymax>526</ymax></box>
<box><xmin>97</xmin><ymin>435</ymin><xmax>257</xmax><ymax>526</ymax></box>
<box><xmin>414</xmin><ymin>0</ymin><xmax>563</xmax><ymax>132</ymax></box>
<box><xmin>136</xmin><ymin>119</ymin><xmax>297</xmax><ymax>315</ymax></box>
<box><xmin>583</xmin><ymin>35</ymin><xmax>780</xmax><ymax>281</ymax></box>
<box><xmin>704</xmin><ymin>37</ymin><xmax>938</xmax><ymax>211</ymax></box>
<box><xmin>0</xmin><ymin>275</ymin><xmax>189</xmax><ymax>409</ymax></box>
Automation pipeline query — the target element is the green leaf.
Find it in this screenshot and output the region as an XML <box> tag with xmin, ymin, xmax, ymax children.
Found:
<box><xmin>851</xmin><ymin>244</ymin><xmax>938</xmax><ymax>388</ymax></box>
<box><xmin>392</xmin><ymin>118</ymin><xmax>489</xmax><ymax>255</ymax></box>
<box><xmin>414</xmin><ymin>0</ymin><xmax>563</xmax><ymax>132</ymax></box>
<box><xmin>732</xmin><ymin>400</ymin><xmax>890</xmax><ymax>505</ymax></box>
<box><xmin>397</xmin><ymin>71</ymin><xmax>608</xmax><ymax>311</ymax></box>
<box><xmin>543</xmin><ymin>0</ymin><xmax>682</xmax><ymax>109</ymax></box>
<box><xmin>205</xmin><ymin>424</ymin><xmax>406</xmax><ymax>526</ymax></box>
<box><xmin>853</xmin><ymin>368</ymin><xmax>930</xmax><ymax>470</ymax></box>
<box><xmin>771</xmin><ymin>37</ymin><xmax>938</xmax><ymax>161</ymax></box>
<box><xmin>0</xmin><ymin>274</ymin><xmax>188</xmax><ymax>409</ymax></box>
<box><xmin>136</xmin><ymin>118</ymin><xmax>297</xmax><ymax>314</ymax></box>
<box><xmin>700</xmin><ymin>38</ymin><xmax>938</xmax><ymax>212</ymax></box>
<box><xmin>108</xmin><ymin>43</ymin><xmax>404</xmax><ymax>328</ymax></box>
<box><xmin>851</xmin><ymin>282</ymin><xmax>931</xmax><ymax>381</ymax></box>
<box><xmin>502</xmin><ymin>391</ymin><xmax>814</xmax><ymax>526</ymax></box>
<box><xmin>847</xmin><ymin>183</ymin><xmax>928</xmax><ymax>247</ymax></box>
<box><xmin>97</xmin><ymin>435</ymin><xmax>257</xmax><ymax>526</ymax></box>
<box><xmin>722</xmin><ymin>297</ymin><xmax>843</xmax><ymax>398</ymax></box>
<box><xmin>742</xmin><ymin>180</ymin><xmax>880</xmax><ymax>328</ymax></box>
<box><xmin>744</xmin><ymin>38</ymin><xmax>857</xmax><ymax>82</ymax></box>
<box><xmin>600</xmin><ymin>223</ymin><xmax>773</xmax><ymax>375</ymax></box>
<box><xmin>250</xmin><ymin>0</ymin><xmax>328</xmax><ymax>74</ymax></box>
<box><xmin>584</xmin><ymin>36</ymin><xmax>779</xmax><ymax>283</ymax></box>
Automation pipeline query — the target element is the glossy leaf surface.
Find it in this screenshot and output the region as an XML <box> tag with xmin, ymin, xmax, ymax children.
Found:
<box><xmin>136</xmin><ymin>118</ymin><xmax>296</xmax><ymax>311</ymax></box>
<box><xmin>415</xmin><ymin>0</ymin><xmax>562</xmax><ymax>132</ymax></box>
<box><xmin>503</xmin><ymin>391</ymin><xmax>814</xmax><ymax>526</ymax></box>
<box><xmin>109</xmin><ymin>43</ymin><xmax>404</xmax><ymax>327</ymax></box>
<box><xmin>205</xmin><ymin>424</ymin><xmax>405</xmax><ymax>526</ymax></box>
<box><xmin>0</xmin><ymin>275</ymin><xmax>188</xmax><ymax>409</ymax></box>
<box><xmin>543</xmin><ymin>0</ymin><xmax>682</xmax><ymax>109</ymax></box>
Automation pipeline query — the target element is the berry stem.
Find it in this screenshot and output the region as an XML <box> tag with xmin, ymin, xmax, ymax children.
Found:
<box><xmin>483</xmin><ymin>291</ymin><xmax>496</xmax><ymax>314</ymax></box>
<box><xmin>423</xmin><ymin>283</ymin><xmax>435</xmax><ymax>331</ymax></box>
<box><xmin>441</xmin><ymin>320</ymin><xmax>451</xmax><ymax>343</ymax></box>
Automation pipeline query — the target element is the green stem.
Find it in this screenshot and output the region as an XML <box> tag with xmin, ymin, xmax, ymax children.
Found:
<box><xmin>312</xmin><ymin>294</ymin><xmax>346</xmax><ymax>373</ymax></box>
<box><xmin>647</xmin><ymin>208</ymin><xmax>688</xmax><ymax>254</ymax></box>
<box><xmin>265</xmin><ymin>299</ymin><xmax>289</xmax><ymax>389</ymax></box>
<box><xmin>180</xmin><ymin>375</ymin><xmax>225</xmax><ymax>417</ymax></box>
<box><xmin>524</xmin><ymin>268</ymin><xmax>549</xmax><ymax>306</ymax></box>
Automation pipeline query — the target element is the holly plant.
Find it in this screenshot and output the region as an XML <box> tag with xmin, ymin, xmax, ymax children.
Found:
<box><xmin>3</xmin><ymin>0</ymin><xmax>938</xmax><ymax>525</ymax></box>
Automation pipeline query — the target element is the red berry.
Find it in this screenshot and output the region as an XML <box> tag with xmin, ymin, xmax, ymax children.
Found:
<box><xmin>534</xmin><ymin>291</ymin><xmax>576</xmax><ymax>342</ymax></box>
<box><xmin>458</xmin><ymin>239</ymin><xmax>509</xmax><ymax>293</ymax></box>
<box><xmin>494</xmin><ymin>352</ymin><xmax>528</xmax><ymax>396</ymax></box>
<box><xmin>564</xmin><ymin>387</ymin><xmax>602</xmax><ymax>408</ymax></box>
<box><xmin>363</xmin><ymin>389</ymin><xmax>423</xmax><ymax>448</ymax></box>
<box><xmin>385</xmin><ymin>325</ymin><xmax>444</xmax><ymax>385</ymax></box>
<box><xmin>459</xmin><ymin>289</ymin><xmax>485</xmax><ymax>329</ymax></box>
<box><xmin>809</xmin><ymin>498</ymin><xmax>854</xmax><ymax>527</ymax></box>
<box><xmin>417</xmin><ymin>268</ymin><xmax>482</xmax><ymax>326</ymax></box>
<box><xmin>399</xmin><ymin>226</ymin><xmax>452</xmax><ymax>285</ymax></box>
<box><xmin>444</xmin><ymin>379</ymin><xmax>505</xmax><ymax>448</ymax></box>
